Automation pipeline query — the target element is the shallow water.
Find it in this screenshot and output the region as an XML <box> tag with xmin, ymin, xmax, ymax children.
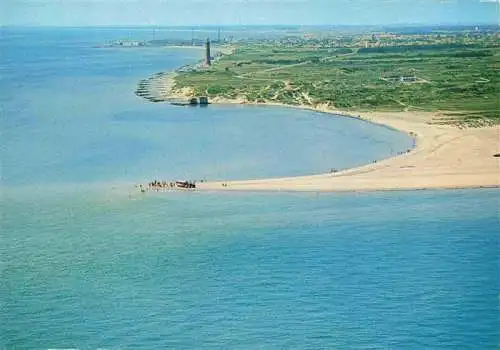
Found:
<box><xmin>1</xmin><ymin>27</ymin><xmax>413</xmax><ymax>186</ymax></box>
<box><xmin>2</xmin><ymin>188</ymin><xmax>499</xmax><ymax>348</ymax></box>
<box><xmin>1</xmin><ymin>28</ymin><xmax>498</xmax><ymax>349</ymax></box>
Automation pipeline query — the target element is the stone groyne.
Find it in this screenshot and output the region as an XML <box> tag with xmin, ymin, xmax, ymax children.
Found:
<box><xmin>135</xmin><ymin>72</ymin><xmax>176</xmax><ymax>103</ymax></box>
<box><xmin>135</xmin><ymin>72</ymin><xmax>209</xmax><ymax>106</ymax></box>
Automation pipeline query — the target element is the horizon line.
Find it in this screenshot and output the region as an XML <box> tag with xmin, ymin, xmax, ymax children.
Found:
<box><xmin>2</xmin><ymin>23</ymin><xmax>498</xmax><ymax>28</ymax></box>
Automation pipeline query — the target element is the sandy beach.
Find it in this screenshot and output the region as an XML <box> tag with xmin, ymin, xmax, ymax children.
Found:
<box><xmin>194</xmin><ymin>104</ymin><xmax>499</xmax><ymax>192</ymax></box>
<box><xmin>139</xmin><ymin>71</ymin><xmax>499</xmax><ymax>193</ymax></box>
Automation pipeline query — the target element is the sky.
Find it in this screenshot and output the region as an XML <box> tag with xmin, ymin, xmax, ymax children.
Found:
<box><xmin>1</xmin><ymin>0</ymin><xmax>498</xmax><ymax>26</ymax></box>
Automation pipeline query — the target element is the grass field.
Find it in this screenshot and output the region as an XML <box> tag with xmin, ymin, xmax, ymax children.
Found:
<box><xmin>174</xmin><ymin>38</ymin><xmax>499</xmax><ymax>126</ymax></box>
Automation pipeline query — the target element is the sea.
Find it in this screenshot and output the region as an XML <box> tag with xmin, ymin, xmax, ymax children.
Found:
<box><xmin>1</xmin><ymin>27</ymin><xmax>498</xmax><ymax>349</ymax></box>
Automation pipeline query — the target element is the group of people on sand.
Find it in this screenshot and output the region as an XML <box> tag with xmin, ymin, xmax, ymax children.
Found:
<box><xmin>137</xmin><ymin>180</ymin><xmax>196</xmax><ymax>193</ymax></box>
<box><xmin>149</xmin><ymin>180</ymin><xmax>177</xmax><ymax>189</ymax></box>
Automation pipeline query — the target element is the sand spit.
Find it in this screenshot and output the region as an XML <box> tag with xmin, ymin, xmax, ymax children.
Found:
<box><xmin>136</xmin><ymin>72</ymin><xmax>499</xmax><ymax>193</ymax></box>
<box><xmin>196</xmin><ymin>107</ymin><xmax>499</xmax><ymax>192</ymax></box>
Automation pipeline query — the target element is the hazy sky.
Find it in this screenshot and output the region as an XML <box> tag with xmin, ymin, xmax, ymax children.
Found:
<box><xmin>1</xmin><ymin>0</ymin><xmax>498</xmax><ymax>26</ymax></box>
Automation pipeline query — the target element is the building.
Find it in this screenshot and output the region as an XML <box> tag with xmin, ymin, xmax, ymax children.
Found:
<box><xmin>400</xmin><ymin>76</ymin><xmax>417</xmax><ymax>83</ymax></box>
<box><xmin>205</xmin><ymin>38</ymin><xmax>211</xmax><ymax>66</ymax></box>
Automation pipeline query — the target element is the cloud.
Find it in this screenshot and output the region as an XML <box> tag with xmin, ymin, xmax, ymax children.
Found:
<box><xmin>479</xmin><ymin>0</ymin><xmax>499</xmax><ymax>3</ymax></box>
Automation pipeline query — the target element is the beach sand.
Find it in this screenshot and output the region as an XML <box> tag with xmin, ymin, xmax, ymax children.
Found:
<box><xmin>195</xmin><ymin>104</ymin><xmax>499</xmax><ymax>192</ymax></box>
<box><xmin>139</xmin><ymin>70</ymin><xmax>499</xmax><ymax>193</ymax></box>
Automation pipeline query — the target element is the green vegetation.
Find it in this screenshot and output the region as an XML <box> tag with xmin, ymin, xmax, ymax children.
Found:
<box><xmin>174</xmin><ymin>33</ymin><xmax>499</xmax><ymax>126</ymax></box>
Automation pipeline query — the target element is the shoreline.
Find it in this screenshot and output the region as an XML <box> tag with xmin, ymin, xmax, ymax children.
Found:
<box><xmin>162</xmin><ymin>45</ymin><xmax>234</xmax><ymax>54</ymax></box>
<box><xmin>138</xmin><ymin>73</ymin><xmax>500</xmax><ymax>193</ymax></box>
<box><xmin>201</xmin><ymin>103</ymin><xmax>499</xmax><ymax>192</ymax></box>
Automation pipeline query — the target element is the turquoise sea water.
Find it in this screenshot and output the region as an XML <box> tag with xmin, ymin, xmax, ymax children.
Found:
<box><xmin>1</xmin><ymin>28</ymin><xmax>499</xmax><ymax>348</ymax></box>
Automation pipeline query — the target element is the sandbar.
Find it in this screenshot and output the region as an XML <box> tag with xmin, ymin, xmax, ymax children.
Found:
<box><xmin>194</xmin><ymin>103</ymin><xmax>499</xmax><ymax>192</ymax></box>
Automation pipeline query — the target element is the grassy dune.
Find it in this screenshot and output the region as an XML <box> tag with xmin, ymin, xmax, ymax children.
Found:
<box><xmin>174</xmin><ymin>40</ymin><xmax>499</xmax><ymax>126</ymax></box>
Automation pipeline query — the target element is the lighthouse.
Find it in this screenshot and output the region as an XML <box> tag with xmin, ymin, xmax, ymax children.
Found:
<box><xmin>205</xmin><ymin>38</ymin><xmax>211</xmax><ymax>66</ymax></box>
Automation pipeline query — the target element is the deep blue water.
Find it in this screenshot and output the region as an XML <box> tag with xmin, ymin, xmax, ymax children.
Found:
<box><xmin>1</xmin><ymin>28</ymin><xmax>498</xmax><ymax>349</ymax></box>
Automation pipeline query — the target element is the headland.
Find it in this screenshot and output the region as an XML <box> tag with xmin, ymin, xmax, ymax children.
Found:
<box><xmin>135</xmin><ymin>29</ymin><xmax>499</xmax><ymax>192</ymax></box>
